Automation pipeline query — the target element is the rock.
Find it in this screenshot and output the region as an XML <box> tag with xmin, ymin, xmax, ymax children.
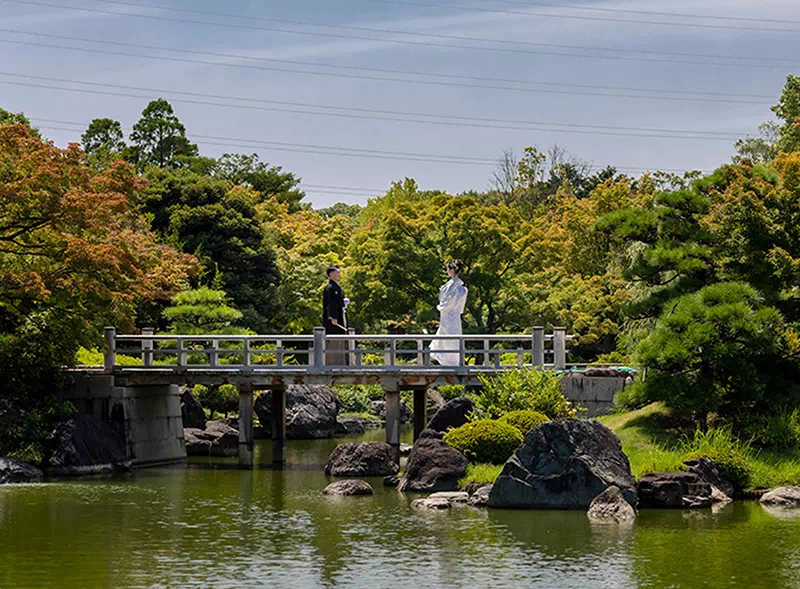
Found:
<box><xmin>254</xmin><ymin>385</ymin><xmax>339</xmax><ymax>439</ymax></box>
<box><xmin>368</xmin><ymin>400</ymin><xmax>413</xmax><ymax>424</ymax></box>
<box><xmin>411</xmin><ymin>497</ymin><xmax>452</xmax><ymax>510</ymax></box>
<box><xmin>427</xmin><ymin>389</ymin><xmax>445</xmax><ymax>411</ymax></box>
<box><xmin>426</xmin><ymin>397</ymin><xmax>474</xmax><ymax>433</ymax></box>
<box><xmin>45</xmin><ymin>413</ymin><xmax>130</xmax><ymax>475</ymax></box>
<box><xmin>335</xmin><ymin>418</ymin><xmax>366</xmax><ymax>435</ymax></box>
<box><xmin>683</xmin><ymin>457</ymin><xmax>734</xmax><ymax>499</ymax></box>
<box><xmin>322</xmin><ymin>479</ymin><xmax>374</xmax><ymax>496</ymax></box>
<box><xmin>583</xmin><ymin>368</ymin><xmax>635</xmax><ymax>378</ymax></box>
<box><xmin>429</xmin><ymin>491</ymin><xmax>469</xmax><ymax>504</ymax></box>
<box><xmin>400</xmin><ymin>443</ymin><xmax>413</xmax><ymax>456</ymax></box>
<box><xmin>488</xmin><ymin>419</ymin><xmax>637</xmax><ymax>509</ymax></box>
<box><xmin>712</xmin><ymin>486</ymin><xmax>733</xmax><ymax>505</ymax></box>
<box><xmin>180</xmin><ymin>388</ymin><xmax>206</xmax><ymax>430</ymax></box>
<box><xmin>325</xmin><ymin>442</ymin><xmax>399</xmax><ymax>477</ymax></box>
<box><xmin>418</xmin><ymin>428</ymin><xmax>443</xmax><ymax>440</ymax></box>
<box><xmin>398</xmin><ymin>438</ymin><xmax>468</xmax><ymax>493</ymax></box>
<box><xmin>587</xmin><ymin>486</ymin><xmax>637</xmax><ymax>522</ymax></box>
<box><xmin>184</xmin><ymin>420</ymin><xmax>239</xmax><ymax>457</ymax></box>
<box><xmin>0</xmin><ymin>457</ymin><xmax>43</xmax><ymax>484</ymax></box>
<box><xmin>384</xmin><ymin>475</ymin><xmax>400</xmax><ymax>487</ymax></box>
<box><xmin>760</xmin><ymin>486</ymin><xmax>800</xmax><ymax>508</ymax></box>
<box><xmin>638</xmin><ymin>472</ymin><xmax>712</xmax><ymax>509</ymax></box>
<box><xmin>468</xmin><ymin>484</ymin><xmax>492</xmax><ymax>507</ymax></box>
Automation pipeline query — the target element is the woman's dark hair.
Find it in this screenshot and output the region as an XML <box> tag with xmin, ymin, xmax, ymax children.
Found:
<box><xmin>446</xmin><ymin>259</ymin><xmax>465</xmax><ymax>275</ymax></box>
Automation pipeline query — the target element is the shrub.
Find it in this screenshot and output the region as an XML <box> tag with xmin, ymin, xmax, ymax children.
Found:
<box><xmin>475</xmin><ymin>368</ymin><xmax>577</xmax><ymax>419</ymax></box>
<box><xmin>437</xmin><ymin>385</ymin><xmax>466</xmax><ymax>401</ymax></box>
<box><xmin>680</xmin><ymin>427</ymin><xmax>753</xmax><ymax>493</ymax></box>
<box><xmin>613</xmin><ymin>381</ymin><xmax>649</xmax><ymax>412</ymax></box>
<box><xmin>218</xmin><ymin>384</ymin><xmax>239</xmax><ymax>416</ymax></box>
<box><xmin>459</xmin><ymin>463</ymin><xmax>504</xmax><ymax>488</ymax></box>
<box><xmin>335</xmin><ymin>385</ymin><xmax>383</xmax><ymax>414</ymax></box>
<box><xmin>443</xmin><ymin>419</ymin><xmax>524</xmax><ymax>464</ymax></box>
<box><xmin>194</xmin><ymin>384</ymin><xmax>220</xmax><ymax>418</ymax></box>
<box><xmin>744</xmin><ymin>409</ymin><xmax>800</xmax><ymax>450</ymax></box>
<box><xmin>499</xmin><ymin>410</ymin><xmax>549</xmax><ymax>435</ymax></box>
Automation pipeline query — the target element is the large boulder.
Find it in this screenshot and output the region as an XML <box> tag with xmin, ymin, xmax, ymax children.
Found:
<box><xmin>45</xmin><ymin>413</ymin><xmax>130</xmax><ymax>475</ymax></box>
<box><xmin>184</xmin><ymin>420</ymin><xmax>238</xmax><ymax>457</ymax></box>
<box><xmin>255</xmin><ymin>385</ymin><xmax>339</xmax><ymax>439</ymax></box>
<box><xmin>325</xmin><ymin>442</ymin><xmax>399</xmax><ymax>477</ymax></box>
<box><xmin>426</xmin><ymin>397</ymin><xmax>474</xmax><ymax>433</ymax></box>
<box><xmin>760</xmin><ymin>486</ymin><xmax>800</xmax><ymax>508</ymax></box>
<box><xmin>322</xmin><ymin>479</ymin><xmax>374</xmax><ymax>496</ymax></box>
<box><xmin>335</xmin><ymin>418</ymin><xmax>366</xmax><ymax>435</ymax></box>
<box><xmin>180</xmin><ymin>388</ymin><xmax>206</xmax><ymax>430</ymax></box>
<box><xmin>398</xmin><ymin>438</ymin><xmax>468</xmax><ymax>493</ymax></box>
<box><xmin>488</xmin><ymin>419</ymin><xmax>637</xmax><ymax>509</ymax></box>
<box><xmin>368</xmin><ymin>400</ymin><xmax>413</xmax><ymax>424</ymax></box>
<box><xmin>587</xmin><ymin>486</ymin><xmax>636</xmax><ymax>522</ymax></box>
<box><xmin>683</xmin><ymin>457</ymin><xmax>734</xmax><ymax>500</ymax></box>
<box><xmin>0</xmin><ymin>457</ymin><xmax>43</xmax><ymax>484</ymax></box>
<box><xmin>638</xmin><ymin>472</ymin><xmax>712</xmax><ymax>509</ymax></box>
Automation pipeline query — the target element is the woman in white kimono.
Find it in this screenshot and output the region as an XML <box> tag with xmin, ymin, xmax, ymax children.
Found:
<box><xmin>430</xmin><ymin>259</ymin><xmax>469</xmax><ymax>366</ymax></box>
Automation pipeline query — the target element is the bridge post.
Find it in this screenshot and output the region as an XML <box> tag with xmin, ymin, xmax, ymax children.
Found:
<box><xmin>271</xmin><ymin>386</ymin><xmax>287</xmax><ymax>466</ymax></box>
<box><xmin>238</xmin><ymin>386</ymin><xmax>254</xmax><ymax>469</ymax></box>
<box><xmin>384</xmin><ymin>382</ymin><xmax>401</xmax><ymax>464</ymax></box>
<box><xmin>313</xmin><ymin>327</ymin><xmax>325</xmax><ymax>370</ymax></box>
<box><xmin>141</xmin><ymin>328</ymin><xmax>154</xmax><ymax>367</ymax></box>
<box><xmin>103</xmin><ymin>327</ymin><xmax>116</xmax><ymax>374</ymax></box>
<box><xmin>532</xmin><ymin>326</ymin><xmax>544</xmax><ymax>367</ymax></box>
<box><xmin>413</xmin><ymin>388</ymin><xmax>427</xmax><ymax>442</ymax></box>
<box><xmin>553</xmin><ymin>327</ymin><xmax>567</xmax><ymax>370</ymax></box>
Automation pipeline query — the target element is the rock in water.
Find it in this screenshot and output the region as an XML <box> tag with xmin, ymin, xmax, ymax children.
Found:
<box><xmin>683</xmin><ymin>457</ymin><xmax>734</xmax><ymax>500</ymax></box>
<box><xmin>468</xmin><ymin>485</ymin><xmax>493</xmax><ymax>507</ymax></box>
<box><xmin>0</xmin><ymin>457</ymin><xmax>43</xmax><ymax>484</ymax></box>
<box><xmin>180</xmin><ymin>388</ymin><xmax>206</xmax><ymax>430</ymax></box>
<box><xmin>325</xmin><ymin>442</ymin><xmax>399</xmax><ymax>477</ymax></box>
<box><xmin>368</xmin><ymin>400</ymin><xmax>413</xmax><ymax>424</ymax></box>
<box><xmin>411</xmin><ymin>497</ymin><xmax>452</xmax><ymax>510</ymax></box>
<box><xmin>398</xmin><ymin>438</ymin><xmax>468</xmax><ymax>493</ymax></box>
<box><xmin>426</xmin><ymin>397</ymin><xmax>474</xmax><ymax>433</ymax></box>
<box><xmin>760</xmin><ymin>486</ymin><xmax>800</xmax><ymax>507</ymax></box>
<box><xmin>184</xmin><ymin>420</ymin><xmax>239</xmax><ymax>457</ymax></box>
<box><xmin>45</xmin><ymin>413</ymin><xmax>130</xmax><ymax>475</ymax></box>
<box><xmin>322</xmin><ymin>479</ymin><xmax>374</xmax><ymax>496</ymax></box>
<box><xmin>384</xmin><ymin>475</ymin><xmax>400</xmax><ymax>488</ymax></box>
<box><xmin>638</xmin><ymin>472</ymin><xmax>712</xmax><ymax>508</ymax></box>
<box><xmin>488</xmin><ymin>419</ymin><xmax>636</xmax><ymax>509</ymax></box>
<box><xmin>587</xmin><ymin>486</ymin><xmax>636</xmax><ymax>522</ymax></box>
<box><xmin>254</xmin><ymin>385</ymin><xmax>339</xmax><ymax>439</ymax></box>
<box><xmin>335</xmin><ymin>418</ymin><xmax>366</xmax><ymax>435</ymax></box>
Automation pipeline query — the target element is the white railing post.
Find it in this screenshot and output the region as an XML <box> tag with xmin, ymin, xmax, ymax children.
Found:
<box><xmin>417</xmin><ymin>338</ymin><xmax>424</xmax><ymax>365</ymax></box>
<box><xmin>243</xmin><ymin>337</ymin><xmax>251</xmax><ymax>367</ymax></box>
<box><xmin>276</xmin><ymin>339</ymin><xmax>283</xmax><ymax>367</ymax></box>
<box><xmin>103</xmin><ymin>327</ymin><xmax>116</xmax><ymax>374</ymax></box>
<box><xmin>348</xmin><ymin>329</ymin><xmax>356</xmax><ymax>367</ymax></box>
<box><xmin>553</xmin><ymin>327</ymin><xmax>566</xmax><ymax>370</ymax></box>
<box><xmin>210</xmin><ymin>340</ymin><xmax>219</xmax><ymax>367</ymax></box>
<box><xmin>533</xmin><ymin>326</ymin><xmax>544</xmax><ymax>367</ymax></box>
<box><xmin>177</xmin><ymin>337</ymin><xmax>186</xmax><ymax>367</ymax></box>
<box><xmin>389</xmin><ymin>338</ymin><xmax>396</xmax><ymax>367</ymax></box>
<box><xmin>483</xmin><ymin>338</ymin><xmax>490</xmax><ymax>365</ymax></box>
<box><xmin>142</xmin><ymin>327</ymin><xmax>154</xmax><ymax>367</ymax></box>
<box><xmin>313</xmin><ymin>327</ymin><xmax>325</xmax><ymax>370</ymax></box>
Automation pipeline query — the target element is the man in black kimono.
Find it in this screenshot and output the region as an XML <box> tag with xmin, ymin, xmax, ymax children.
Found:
<box><xmin>322</xmin><ymin>265</ymin><xmax>348</xmax><ymax>365</ymax></box>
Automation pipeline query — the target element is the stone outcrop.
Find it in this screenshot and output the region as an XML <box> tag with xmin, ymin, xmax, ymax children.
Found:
<box><xmin>180</xmin><ymin>388</ymin><xmax>206</xmax><ymax>430</ymax></box>
<box><xmin>255</xmin><ymin>385</ymin><xmax>339</xmax><ymax>439</ymax></box>
<box><xmin>325</xmin><ymin>442</ymin><xmax>399</xmax><ymax>477</ymax></box>
<box><xmin>398</xmin><ymin>438</ymin><xmax>468</xmax><ymax>493</ymax></box>
<box><xmin>411</xmin><ymin>496</ymin><xmax>452</xmax><ymax>510</ymax></box>
<box><xmin>0</xmin><ymin>457</ymin><xmax>43</xmax><ymax>484</ymax></box>
<box><xmin>426</xmin><ymin>397</ymin><xmax>474</xmax><ymax>433</ymax></box>
<box><xmin>322</xmin><ymin>479</ymin><xmax>374</xmax><ymax>496</ymax></box>
<box><xmin>412</xmin><ymin>491</ymin><xmax>469</xmax><ymax>510</ymax></box>
<box><xmin>184</xmin><ymin>420</ymin><xmax>238</xmax><ymax>457</ymax></box>
<box><xmin>683</xmin><ymin>457</ymin><xmax>734</xmax><ymax>500</ymax></box>
<box><xmin>368</xmin><ymin>400</ymin><xmax>413</xmax><ymax>424</ymax></box>
<box><xmin>384</xmin><ymin>475</ymin><xmax>400</xmax><ymax>487</ymax></box>
<box><xmin>587</xmin><ymin>486</ymin><xmax>637</xmax><ymax>522</ymax></box>
<box><xmin>335</xmin><ymin>418</ymin><xmax>366</xmax><ymax>435</ymax></box>
<box><xmin>488</xmin><ymin>419</ymin><xmax>636</xmax><ymax>509</ymax></box>
<box><xmin>418</xmin><ymin>428</ymin><xmax>444</xmax><ymax>440</ymax></box>
<box><xmin>638</xmin><ymin>472</ymin><xmax>712</xmax><ymax>509</ymax></box>
<box><xmin>468</xmin><ymin>484</ymin><xmax>492</xmax><ymax>507</ymax></box>
<box><xmin>45</xmin><ymin>413</ymin><xmax>130</xmax><ymax>475</ymax></box>
<box><xmin>760</xmin><ymin>486</ymin><xmax>800</xmax><ymax>508</ymax></box>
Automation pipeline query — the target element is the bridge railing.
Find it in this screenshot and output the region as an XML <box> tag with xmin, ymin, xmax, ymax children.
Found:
<box><xmin>103</xmin><ymin>326</ymin><xmax>573</xmax><ymax>373</ymax></box>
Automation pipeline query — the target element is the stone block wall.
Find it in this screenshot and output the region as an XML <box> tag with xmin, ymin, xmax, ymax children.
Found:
<box><xmin>561</xmin><ymin>372</ymin><xmax>632</xmax><ymax>417</ymax></box>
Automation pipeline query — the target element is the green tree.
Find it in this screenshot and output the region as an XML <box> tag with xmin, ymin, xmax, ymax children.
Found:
<box><xmin>129</xmin><ymin>99</ymin><xmax>198</xmax><ymax>169</ymax></box>
<box><xmin>164</xmin><ymin>287</ymin><xmax>244</xmax><ymax>335</ymax></box>
<box><xmin>733</xmin><ymin>122</ymin><xmax>780</xmax><ymax>164</ymax></box>
<box><xmin>81</xmin><ymin>118</ymin><xmax>126</xmax><ymax>155</ymax></box>
<box><xmin>771</xmin><ymin>74</ymin><xmax>800</xmax><ymax>153</ymax></box>
<box><xmin>0</xmin><ymin>107</ymin><xmax>41</xmax><ymax>138</ymax></box>
<box><xmin>213</xmin><ymin>153</ymin><xmax>305</xmax><ymax>212</ymax></box>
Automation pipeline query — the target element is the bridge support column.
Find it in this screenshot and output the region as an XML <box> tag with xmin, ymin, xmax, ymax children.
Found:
<box><xmin>271</xmin><ymin>386</ymin><xmax>287</xmax><ymax>466</ymax></box>
<box><xmin>238</xmin><ymin>387</ymin><xmax>254</xmax><ymax>469</ymax></box>
<box><xmin>384</xmin><ymin>383</ymin><xmax>401</xmax><ymax>464</ymax></box>
<box><xmin>413</xmin><ymin>388</ymin><xmax>427</xmax><ymax>442</ymax></box>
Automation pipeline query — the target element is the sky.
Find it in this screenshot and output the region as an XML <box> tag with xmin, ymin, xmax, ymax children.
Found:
<box><xmin>2</xmin><ymin>0</ymin><xmax>799</xmax><ymax>207</ymax></box>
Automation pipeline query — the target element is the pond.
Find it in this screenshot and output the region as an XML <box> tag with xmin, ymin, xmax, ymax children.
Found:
<box><xmin>2</xmin><ymin>429</ymin><xmax>799</xmax><ymax>589</ymax></box>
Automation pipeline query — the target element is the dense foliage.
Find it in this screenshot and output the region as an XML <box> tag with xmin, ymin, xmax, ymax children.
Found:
<box><xmin>443</xmin><ymin>419</ymin><xmax>524</xmax><ymax>464</ymax></box>
<box><xmin>498</xmin><ymin>410</ymin><xmax>550</xmax><ymax>435</ymax></box>
<box><xmin>475</xmin><ymin>369</ymin><xmax>576</xmax><ymax>419</ymax></box>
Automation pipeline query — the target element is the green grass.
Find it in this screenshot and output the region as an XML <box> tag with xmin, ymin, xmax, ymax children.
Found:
<box><xmin>600</xmin><ymin>403</ymin><xmax>800</xmax><ymax>490</ymax></box>
<box><xmin>338</xmin><ymin>412</ymin><xmax>382</xmax><ymax>423</ymax></box>
<box><xmin>459</xmin><ymin>463</ymin><xmax>504</xmax><ymax>488</ymax></box>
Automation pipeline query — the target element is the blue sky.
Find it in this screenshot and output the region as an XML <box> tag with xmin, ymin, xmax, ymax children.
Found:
<box><xmin>2</xmin><ymin>0</ymin><xmax>799</xmax><ymax>207</ymax></box>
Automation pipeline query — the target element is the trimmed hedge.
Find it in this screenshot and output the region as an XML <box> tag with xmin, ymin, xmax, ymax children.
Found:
<box><xmin>499</xmin><ymin>410</ymin><xmax>549</xmax><ymax>435</ymax></box>
<box><xmin>443</xmin><ymin>419</ymin><xmax>524</xmax><ymax>464</ymax></box>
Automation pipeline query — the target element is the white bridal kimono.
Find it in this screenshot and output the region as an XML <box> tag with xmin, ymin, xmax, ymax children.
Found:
<box><xmin>430</xmin><ymin>276</ymin><xmax>469</xmax><ymax>366</ymax></box>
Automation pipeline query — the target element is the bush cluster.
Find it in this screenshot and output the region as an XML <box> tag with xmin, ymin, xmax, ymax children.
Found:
<box><xmin>680</xmin><ymin>427</ymin><xmax>753</xmax><ymax>493</ymax></box>
<box><xmin>499</xmin><ymin>410</ymin><xmax>549</xmax><ymax>435</ymax></box>
<box><xmin>193</xmin><ymin>383</ymin><xmax>239</xmax><ymax>418</ymax></box>
<box><xmin>334</xmin><ymin>385</ymin><xmax>383</xmax><ymax>414</ymax></box>
<box><xmin>443</xmin><ymin>419</ymin><xmax>524</xmax><ymax>464</ymax></box>
<box><xmin>475</xmin><ymin>368</ymin><xmax>578</xmax><ymax>419</ymax></box>
<box><xmin>744</xmin><ymin>408</ymin><xmax>800</xmax><ymax>450</ymax></box>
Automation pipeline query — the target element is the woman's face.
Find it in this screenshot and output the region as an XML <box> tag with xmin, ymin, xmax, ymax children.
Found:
<box><xmin>446</xmin><ymin>266</ymin><xmax>456</xmax><ymax>278</ymax></box>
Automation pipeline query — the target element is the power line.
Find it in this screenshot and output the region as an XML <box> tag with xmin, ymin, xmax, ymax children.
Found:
<box><xmin>7</xmin><ymin>0</ymin><xmax>800</xmax><ymax>69</ymax></box>
<box><xmin>359</xmin><ymin>0</ymin><xmax>800</xmax><ymax>34</ymax></box>
<box><xmin>1</xmin><ymin>74</ymin><xmax>749</xmax><ymax>140</ymax></box>
<box><xmin>0</xmin><ymin>29</ymin><xmax>780</xmax><ymax>104</ymax></box>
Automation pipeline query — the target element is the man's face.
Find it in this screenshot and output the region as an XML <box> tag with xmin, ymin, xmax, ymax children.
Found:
<box><xmin>330</xmin><ymin>269</ymin><xmax>341</xmax><ymax>282</ymax></box>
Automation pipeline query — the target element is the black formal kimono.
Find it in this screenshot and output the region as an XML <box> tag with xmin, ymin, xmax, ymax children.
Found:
<box><xmin>322</xmin><ymin>280</ymin><xmax>346</xmax><ymax>334</ymax></box>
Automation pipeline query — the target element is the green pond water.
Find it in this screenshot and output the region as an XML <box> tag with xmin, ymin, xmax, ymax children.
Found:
<box><xmin>2</xmin><ymin>428</ymin><xmax>800</xmax><ymax>589</ymax></box>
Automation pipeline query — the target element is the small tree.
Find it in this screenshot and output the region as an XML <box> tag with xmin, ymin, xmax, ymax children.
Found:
<box><xmin>474</xmin><ymin>368</ymin><xmax>576</xmax><ymax>419</ymax></box>
<box><xmin>164</xmin><ymin>287</ymin><xmax>244</xmax><ymax>335</ymax></box>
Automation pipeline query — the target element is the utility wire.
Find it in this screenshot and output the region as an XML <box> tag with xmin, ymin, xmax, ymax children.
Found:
<box><xmin>1</xmin><ymin>74</ymin><xmax>748</xmax><ymax>140</ymax></box>
<box><xmin>0</xmin><ymin>29</ymin><xmax>780</xmax><ymax>103</ymax></box>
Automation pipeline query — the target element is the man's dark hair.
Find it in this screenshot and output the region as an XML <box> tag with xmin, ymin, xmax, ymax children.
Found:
<box><xmin>326</xmin><ymin>265</ymin><xmax>340</xmax><ymax>277</ymax></box>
